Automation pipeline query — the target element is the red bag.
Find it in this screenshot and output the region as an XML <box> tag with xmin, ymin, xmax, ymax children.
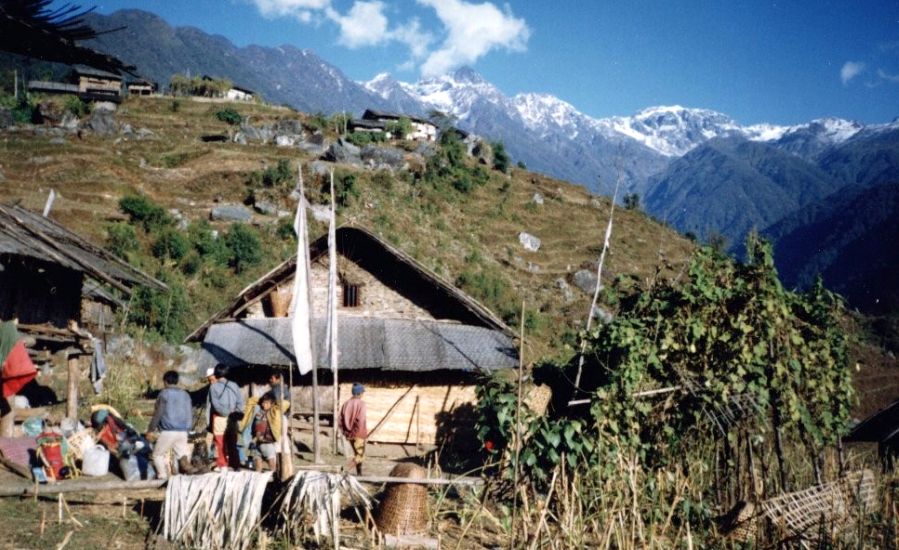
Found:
<box><xmin>36</xmin><ymin>432</ymin><xmax>68</xmax><ymax>480</ymax></box>
<box><xmin>1</xmin><ymin>341</ymin><xmax>37</xmax><ymax>398</ymax></box>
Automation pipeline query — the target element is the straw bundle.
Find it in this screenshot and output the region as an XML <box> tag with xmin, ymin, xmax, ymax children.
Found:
<box><xmin>163</xmin><ymin>471</ymin><xmax>272</xmax><ymax>550</ymax></box>
<box><xmin>279</xmin><ymin>470</ymin><xmax>372</xmax><ymax>543</ymax></box>
<box><xmin>376</xmin><ymin>463</ymin><xmax>429</xmax><ymax>536</ymax></box>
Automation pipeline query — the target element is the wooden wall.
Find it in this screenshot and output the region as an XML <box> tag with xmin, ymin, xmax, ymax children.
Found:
<box><xmin>0</xmin><ymin>254</ymin><xmax>83</xmax><ymax>327</ymax></box>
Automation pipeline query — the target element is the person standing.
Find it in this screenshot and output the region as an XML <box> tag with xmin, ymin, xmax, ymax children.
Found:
<box><xmin>206</xmin><ymin>365</ymin><xmax>245</xmax><ymax>471</ymax></box>
<box><xmin>339</xmin><ymin>383</ymin><xmax>367</xmax><ymax>475</ymax></box>
<box><xmin>147</xmin><ymin>370</ymin><xmax>193</xmax><ymax>478</ymax></box>
<box><xmin>239</xmin><ymin>392</ymin><xmax>283</xmax><ymax>473</ymax></box>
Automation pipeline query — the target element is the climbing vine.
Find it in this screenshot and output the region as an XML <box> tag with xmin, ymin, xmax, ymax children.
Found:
<box><xmin>477</xmin><ymin>236</ymin><xmax>854</xmax><ymax>491</ymax></box>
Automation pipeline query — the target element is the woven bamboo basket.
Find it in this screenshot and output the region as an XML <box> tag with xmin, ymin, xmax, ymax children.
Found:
<box><xmin>376</xmin><ymin>463</ymin><xmax>429</xmax><ymax>536</ymax></box>
<box><xmin>269</xmin><ymin>286</ymin><xmax>293</xmax><ymax>318</ymax></box>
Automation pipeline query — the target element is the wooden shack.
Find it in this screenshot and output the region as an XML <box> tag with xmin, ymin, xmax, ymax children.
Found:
<box><xmin>72</xmin><ymin>64</ymin><xmax>122</xmax><ymax>98</ymax></box>
<box><xmin>187</xmin><ymin>226</ymin><xmax>517</xmax><ymax>447</ymax></box>
<box><xmin>361</xmin><ymin>110</ymin><xmax>437</xmax><ymax>142</ymax></box>
<box><xmin>0</xmin><ymin>203</ymin><xmax>167</xmax><ymax>336</ymax></box>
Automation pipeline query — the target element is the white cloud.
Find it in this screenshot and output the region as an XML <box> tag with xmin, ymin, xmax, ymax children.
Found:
<box><xmin>248</xmin><ymin>0</ymin><xmax>529</xmax><ymax>76</ymax></box>
<box><xmin>326</xmin><ymin>1</ymin><xmax>390</xmax><ymax>48</ymax></box>
<box><xmin>877</xmin><ymin>68</ymin><xmax>899</xmax><ymax>83</ymax></box>
<box><xmin>418</xmin><ymin>0</ymin><xmax>530</xmax><ymax>77</ymax></box>
<box><xmin>251</xmin><ymin>0</ymin><xmax>331</xmax><ymax>18</ymax></box>
<box><xmin>840</xmin><ymin>61</ymin><xmax>866</xmax><ymax>85</ymax></box>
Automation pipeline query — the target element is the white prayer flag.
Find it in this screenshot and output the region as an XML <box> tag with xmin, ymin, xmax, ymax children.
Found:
<box><xmin>289</xmin><ymin>166</ymin><xmax>314</xmax><ymax>375</ymax></box>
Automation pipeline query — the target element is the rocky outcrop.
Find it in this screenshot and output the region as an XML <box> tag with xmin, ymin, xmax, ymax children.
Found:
<box><xmin>518</xmin><ymin>231</ymin><xmax>541</xmax><ymax>252</ymax></box>
<box><xmin>324</xmin><ymin>138</ymin><xmax>362</xmax><ymax>166</ymax></box>
<box><xmin>210</xmin><ymin>205</ymin><xmax>252</xmax><ymax>222</ymax></box>
<box><xmin>361</xmin><ymin>145</ymin><xmax>407</xmax><ymax>171</ymax></box>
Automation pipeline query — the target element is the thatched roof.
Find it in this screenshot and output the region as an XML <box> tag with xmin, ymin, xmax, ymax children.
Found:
<box><xmin>199</xmin><ymin>316</ymin><xmax>517</xmax><ymax>373</ymax></box>
<box><xmin>187</xmin><ymin>225</ymin><xmax>513</xmax><ymax>343</ymax></box>
<box><xmin>0</xmin><ymin>203</ymin><xmax>166</xmax><ymax>295</ymax></box>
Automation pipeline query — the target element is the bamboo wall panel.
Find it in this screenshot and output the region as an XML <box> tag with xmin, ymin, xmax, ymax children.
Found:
<box><xmin>337</xmin><ymin>383</ymin><xmax>477</xmax><ymax>445</ymax></box>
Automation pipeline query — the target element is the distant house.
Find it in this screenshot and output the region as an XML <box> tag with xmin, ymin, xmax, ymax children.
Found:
<box><xmin>225</xmin><ymin>85</ymin><xmax>255</xmax><ymax>102</ymax></box>
<box><xmin>361</xmin><ymin>109</ymin><xmax>437</xmax><ymax>141</ymax></box>
<box><xmin>187</xmin><ymin>226</ymin><xmax>517</xmax><ymax>448</ymax></box>
<box><xmin>126</xmin><ymin>78</ymin><xmax>156</xmax><ymax>96</ymax></box>
<box><xmin>26</xmin><ymin>64</ymin><xmax>124</xmax><ymax>103</ymax></box>
<box><xmin>347</xmin><ymin>118</ymin><xmax>387</xmax><ymax>135</ymax></box>
<box><xmin>71</xmin><ymin>65</ymin><xmax>123</xmax><ymax>98</ymax></box>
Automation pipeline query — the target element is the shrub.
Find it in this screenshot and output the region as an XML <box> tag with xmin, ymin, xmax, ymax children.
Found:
<box><xmin>187</xmin><ymin>220</ymin><xmax>228</xmax><ymax>264</ymax></box>
<box><xmin>170</xmin><ymin>99</ymin><xmax>181</xmax><ymax>113</ymax></box>
<box><xmin>346</xmin><ymin>131</ymin><xmax>385</xmax><ymax>147</ymax></box>
<box><xmin>106</xmin><ymin>222</ymin><xmax>139</xmax><ymax>258</ymax></box>
<box><xmin>385</xmin><ymin>116</ymin><xmax>412</xmax><ymax>139</ymax></box>
<box><xmin>64</xmin><ymin>95</ymin><xmax>90</xmax><ymax>118</ymax></box>
<box><xmin>262</xmin><ymin>159</ymin><xmax>293</xmax><ymax>187</ymax></box>
<box><xmin>224</xmin><ymin>223</ymin><xmax>262</xmax><ymax>273</ymax></box>
<box><xmin>334</xmin><ymin>173</ymin><xmax>360</xmax><ymax>207</ymax></box>
<box><xmin>152</xmin><ymin>229</ymin><xmax>189</xmax><ymax>261</ymax></box>
<box><xmin>128</xmin><ymin>279</ymin><xmax>191</xmax><ymax>342</ymax></box>
<box><xmin>119</xmin><ymin>195</ymin><xmax>172</xmax><ymax>232</ymax></box>
<box><xmin>215</xmin><ymin>107</ymin><xmax>242</xmax><ymax>125</ymax></box>
<box><xmin>492</xmin><ymin>140</ymin><xmax>510</xmax><ymax>173</ymax></box>
<box><xmin>276</xmin><ymin>218</ymin><xmax>296</xmax><ymax>241</ymax></box>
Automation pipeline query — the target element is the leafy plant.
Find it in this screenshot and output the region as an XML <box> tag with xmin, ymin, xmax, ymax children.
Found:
<box><xmin>152</xmin><ymin>229</ymin><xmax>189</xmax><ymax>261</ymax></box>
<box><xmin>119</xmin><ymin>195</ymin><xmax>172</xmax><ymax>232</ymax></box>
<box><xmin>105</xmin><ymin>222</ymin><xmax>138</xmax><ymax>258</ymax></box>
<box><xmin>63</xmin><ymin>95</ymin><xmax>90</xmax><ymax>117</ymax></box>
<box><xmin>224</xmin><ymin>223</ymin><xmax>262</xmax><ymax>273</ymax></box>
<box><xmin>492</xmin><ymin>140</ymin><xmax>510</xmax><ymax>173</ymax></box>
<box><xmin>215</xmin><ymin>107</ymin><xmax>242</xmax><ymax>125</ymax></box>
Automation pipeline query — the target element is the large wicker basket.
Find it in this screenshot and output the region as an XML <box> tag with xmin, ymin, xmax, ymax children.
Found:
<box><xmin>376</xmin><ymin>463</ymin><xmax>429</xmax><ymax>536</ymax></box>
<box><xmin>268</xmin><ymin>286</ymin><xmax>293</xmax><ymax>318</ymax></box>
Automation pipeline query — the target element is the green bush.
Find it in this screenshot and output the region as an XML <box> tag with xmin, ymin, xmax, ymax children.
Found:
<box><xmin>492</xmin><ymin>141</ymin><xmax>510</xmax><ymax>173</ymax></box>
<box><xmin>179</xmin><ymin>252</ymin><xmax>202</xmax><ymax>276</ymax></box>
<box><xmin>152</xmin><ymin>229</ymin><xmax>189</xmax><ymax>261</ymax></box>
<box><xmin>346</xmin><ymin>131</ymin><xmax>385</xmax><ymax>147</ymax></box>
<box><xmin>64</xmin><ymin>95</ymin><xmax>90</xmax><ymax>118</ymax></box>
<box><xmin>262</xmin><ymin>159</ymin><xmax>292</xmax><ymax>188</ymax></box>
<box><xmin>334</xmin><ymin>173</ymin><xmax>360</xmax><ymax>207</ymax></box>
<box><xmin>119</xmin><ymin>195</ymin><xmax>172</xmax><ymax>233</ymax></box>
<box><xmin>224</xmin><ymin>223</ymin><xmax>262</xmax><ymax>273</ymax></box>
<box><xmin>215</xmin><ymin>108</ymin><xmax>242</xmax><ymax>125</ymax></box>
<box><xmin>128</xmin><ymin>280</ymin><xmax>190</xmax><ymax>342</ymax></box>
<box><xmin>623</xmin><ymin>193</ymin><xmax>641</xmax><ymax>210</ymax></box>
<box><xmin>105</xmin><ymin>222</ymin><xmax>139</xmax><ymax>258</ymax></box>
<box><xmin>385</xmin><ymin>117</ymin><xmax>412</xmax><ymax>139</ymax></box>
<box><xmin>170</xmin><ymin>100</ymin><xmax>181</xmax><ymax>113</ymax></box>
<box><xmin>276</xmin><ymin>218</ymin><xmax>296</xmax><ymax>241</ymax></box>
<box><xmin>187</xmin><ymin>220</ymin><xmax>228</xmax><ymax>264</ymax></box>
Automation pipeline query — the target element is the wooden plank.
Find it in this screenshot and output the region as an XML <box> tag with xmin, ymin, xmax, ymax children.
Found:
<box><xmin>0</xmin><ymin>479</ymin><xmax>166</xmax><ymax>498</ymax></box>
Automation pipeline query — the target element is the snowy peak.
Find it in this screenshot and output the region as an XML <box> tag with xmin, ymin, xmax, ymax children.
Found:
<box><xmin>512</xmin><ymin>93</ymin><xmax>586</xmax><ymax>136</ymax></box>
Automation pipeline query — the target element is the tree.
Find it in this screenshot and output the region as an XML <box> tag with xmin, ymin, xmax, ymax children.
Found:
<box><xmin>224</xmin><ymin>223</ymin><xmax>262</xmax><ymax>273</ymax></box>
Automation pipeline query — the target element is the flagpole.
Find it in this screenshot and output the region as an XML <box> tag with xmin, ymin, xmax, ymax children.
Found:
<box><xmin>328</xmin><ymin>170</ymin><xmax>339</xmax><ymax>455</ymax></box>
<box><xmin>290</xmin><ymin>163</ymin><xmax>320</xmax><ymax>465</ymax></box>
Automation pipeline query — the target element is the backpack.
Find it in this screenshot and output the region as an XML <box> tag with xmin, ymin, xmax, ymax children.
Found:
<box><xmin>35</xmin><ymin>431</ymin><xmax>79</xmax><ymax>481</ymax></box>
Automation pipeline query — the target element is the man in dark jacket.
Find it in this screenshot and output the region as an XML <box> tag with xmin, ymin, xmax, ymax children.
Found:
<box><xmin>147</xmin><ymin>370</ymin><xmax>193</xmax><ymax>478</ymax></box>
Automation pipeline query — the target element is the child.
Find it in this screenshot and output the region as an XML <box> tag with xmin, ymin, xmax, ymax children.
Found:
<box><xmin>241</xmin><ymin>393</ymin><xmax>282</xmax><ymax>472</ymax></box>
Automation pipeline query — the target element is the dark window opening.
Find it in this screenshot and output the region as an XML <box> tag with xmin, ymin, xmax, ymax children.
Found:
<box><xmin>343</xmin><ymin>284</ymin><xmax>360</xmax><ymax>308</ymax></box>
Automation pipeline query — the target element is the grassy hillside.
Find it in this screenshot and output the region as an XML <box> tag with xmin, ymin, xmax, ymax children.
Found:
<box><xmin>0</xmin><ymin>95</ymin><xmax>694</xmax><ymax>358</ymax></box>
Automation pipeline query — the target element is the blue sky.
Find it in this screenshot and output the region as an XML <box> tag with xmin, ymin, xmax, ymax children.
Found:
<box><xmin>89</xmin><ymin>0</ymin><xmax>899</xmax><ymax>125</ymax></box>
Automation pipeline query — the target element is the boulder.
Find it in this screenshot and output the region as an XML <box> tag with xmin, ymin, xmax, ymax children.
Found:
<box><xmin>310</xmin><ymin>204</ymin><xmax>331</xmax><ymax>222</ymax></box>
<box><xmin>471</xmin><ymin>140</ymin><xmax>492</xmax><ymax>164</ymax></box>
<box><xmin>275</xmin><ymin>134</ymin><xmax>296</xmax><ymax>147</ymax></box>
<box><xmin>591</xmin><ymin>305</ymin><xmax>614</xmax><ymax>324</ymax></box>
<box><xmin>136</xmin><ymin>127</ymin><xmax>155</xmax><ymax>139</ymax></box>
<box><xmin>233</xmin><ymin>132</ymin><xmax>248</xmax><ymax>145</ymax></box>
<box><xmin>238</xmin><ymin>122</ymin><xmax>273</xmax><ymax>143</ymax></box>
<box><xmin>555</xmin><ymin>278</ymin><xmax>574</xmax><ymax>302</ymax></box>
<box><xmin>309</xmin><ymin>160</ymin><xmax>332</xmax><ymax>177</ymax></box>
<box><xmin>532</xmin><ymin>193</ymin><xmax>544</xmax><ymax>205</ymax></box>
<box><xmin>414</xmin><ymin>142</ymin><xmax>437</xmax><ymax>158</ymax></box>
<box><xmin>37</xmin><ymin>101</ymin><xmax>64</xmax><ymax>124</ymax></box>
<box><xmin>49</xmin><ymin>137</ymin><xmax>66</xmax><ymax>145</ymax></box>
<box><xmin>84</xmin><ymin>107</ymin><xmax>118</xmax><ymax>136</ymax></box>
<box><xmin>573</xmin><ymin>269</ymin><xmax>602</xmax><ymax>295</ymax></box>
<box><xmin>306</xmin><ymin>132</ymin><xmax>326</xmax><ymax>146</ymax></box>
<box><xmin>210</xmin><ymin>205</ymin><xmax>252</xmax><ymax>222</ymax></box>
<box><xmin>324</xmin><ymin>138</ymin><xmax>362</xmax><ymax>165</ymax></box>
<box><xmin>518</xmin><ymin>231</ymin><xmax>541</xmax><ymax>252</ymax></box>
<box><xmin>297</xmin><ymin>142</ymin><xmax>325</xmax><ymax>155</ymax></box>
<box><xmin>273</xmin><ymin>118</ymin><xmax>304</xmax><ymax>136</ymax></box>
<box><xmin>59</xmin><ymin>113</ymin><xmax>80</xmax><ymax>131</ymax></box>
<box><xmin>361</xmin><ymin>145</ymin><xmax>407</xmax><ymax>171</ymax></box>
<box><xmin>254</xmin><ymin>201</ymin><xmax>278</xmax><ymax>216</ymax></box>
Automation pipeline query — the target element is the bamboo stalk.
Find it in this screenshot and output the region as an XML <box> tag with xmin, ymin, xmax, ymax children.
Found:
<box><xmin>511</xmin><ymin>300</ymin><xmax>526</xmax><ymax>550</ymax></box>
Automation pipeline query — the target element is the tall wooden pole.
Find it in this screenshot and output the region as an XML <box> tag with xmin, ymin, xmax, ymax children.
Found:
<box><xmin>510</xmin><ymin>301</ymin><xmax>526</xmax><ymax>550</ymax></box>
<box><xmin>328</xmin><ymin>170</ymin><xmax>339</xmax><ymax>455</ymax></box>
<box><xmin>302</xmin><ymin>166</ymin><xmax>321</xmax><ymax>465</ymax></box>
<box><xmin>66</xmin><ymin>354</ymin><xmax>79</xmax><ymax>420</ymax></box>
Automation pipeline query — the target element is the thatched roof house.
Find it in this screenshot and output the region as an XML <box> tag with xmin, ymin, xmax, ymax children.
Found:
<box><xmin>188</xmin><ymin>225</ymin><xmax>517</xmax><ymax>446</ymax></box>
<box><xmin>0</xmin><ymin>204</ymin><xmax>166</xmax><ymax>336</ymax></box>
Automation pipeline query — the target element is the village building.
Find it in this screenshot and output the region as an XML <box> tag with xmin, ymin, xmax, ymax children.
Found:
<box><xmin>187</xmin><ymin>226</ymin><xmax>517</xmax><ymax>449</ymax></box>
<box><xmin>225</xmin><ymin>85</ymin><xmax>255</xmax><ymax>102</ymax></box>
<box><xmin>360</xmin><ymin>109</ymin><xmax>438</xmax><ymax>142</ymax></box>
<box><xmin>126</xmin><ymin>78</ymin><xmax>156</xmax><ymax>96</ymax></box>
<box><xmin>26</xmin><ymin>64</ymin><xmax>124</xmax><ymax>103</ymax></box>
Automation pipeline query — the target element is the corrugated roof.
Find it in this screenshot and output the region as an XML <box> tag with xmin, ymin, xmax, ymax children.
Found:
<box><xmin>199</xmin><ymin>316</ymin><xmax>517</xmax><ymax>373</ymax></box>
<box><xmin>0</xmin><ymin>204</ymin><xmax>167</xmax><ymax>294</ymax></box>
